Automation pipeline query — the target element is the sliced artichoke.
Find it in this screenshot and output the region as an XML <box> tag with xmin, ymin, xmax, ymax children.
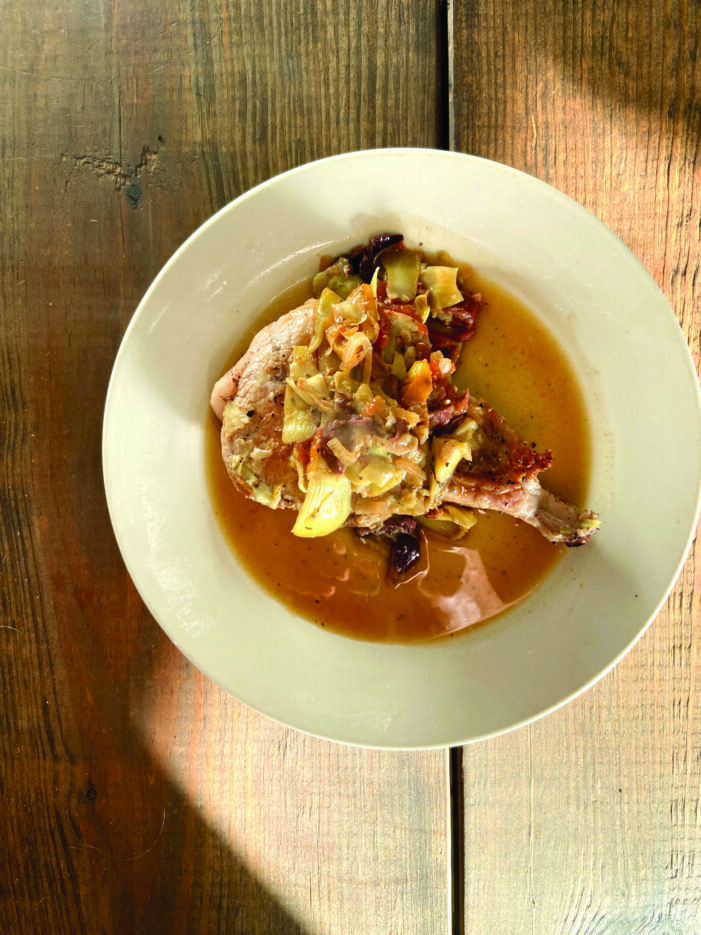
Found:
<box><xmin>421</xmin><ymin>266</ymin><xmax>463</xmax><ymax>311</ymax></box>
<box><xmin>292</xmin><ymin>469</ymin><xmax>353</xmax><ymax>537</ymax></box>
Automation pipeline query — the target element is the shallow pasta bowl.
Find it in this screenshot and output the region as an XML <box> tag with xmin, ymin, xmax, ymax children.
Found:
<box><xmin>103</xmin><ymin>149</ymin><xmax>701</xmax><ymax>748</ymax></box>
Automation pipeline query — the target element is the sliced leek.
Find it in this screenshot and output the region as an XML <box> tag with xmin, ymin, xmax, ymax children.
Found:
<box><xmin>282</xmin><ymin>385</ymin><xmax>318</xmax><ymax>443</ymax></box>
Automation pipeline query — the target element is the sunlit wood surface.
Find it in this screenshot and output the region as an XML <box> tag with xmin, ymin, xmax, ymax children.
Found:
<box><xmin>1</xmin><ymin>1</ymin><xmax>699</xmax><ymax>933</ymax></box>
<box><xmin>453</xmin><ymin>2</ymin><xmax>701</xmax><ymax>932</ymax></box>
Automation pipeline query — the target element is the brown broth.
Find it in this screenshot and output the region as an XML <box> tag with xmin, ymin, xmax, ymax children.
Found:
<box><xmin>205</xmin><ymin>270</ymin><xmax>591</xmax><ymax>643</ymax></box>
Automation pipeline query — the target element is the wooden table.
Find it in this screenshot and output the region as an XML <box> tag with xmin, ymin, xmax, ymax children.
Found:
<box><xmin>3</xmin><ymin>2</ymin><xmax>700</xmax><ymax>932</ymax></box>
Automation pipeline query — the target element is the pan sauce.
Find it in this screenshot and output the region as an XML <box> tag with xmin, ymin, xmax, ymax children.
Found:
<box><xmin>206</xmin><ymin>268</ymin><xmax>591</xmax><ymax>643</ymax></box>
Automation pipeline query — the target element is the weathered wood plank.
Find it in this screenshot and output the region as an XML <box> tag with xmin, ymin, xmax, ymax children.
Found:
<box><xmin>1</xmin><ymin>2</ymin><xmax>450</xmax><ymax>933</ymax></box>
<box><xmin>452</xmin><ymin>1</ymin><xmax>701</xmax><ymax>931</ymax></box>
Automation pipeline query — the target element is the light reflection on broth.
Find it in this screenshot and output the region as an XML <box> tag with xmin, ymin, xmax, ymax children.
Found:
<box><xmin>206</xmin><ymin>265</ymin><xmax>592</xmax><ymax>643</ymax></box>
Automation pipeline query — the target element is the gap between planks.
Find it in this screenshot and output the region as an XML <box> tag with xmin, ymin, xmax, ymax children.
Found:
<box><xmin>442</xmin><ymin>2</ymin><xmax>462</xmax><ymax>932</ymax></box>
<box><xmin>439</xmin><ymin>0</ymin><xmax>456</xmax><ymax>152</ymax></box>
<box><xmin>450</xmin><ymin>745</ymin><xmax>465</xmax><ymax>935</ymax></box>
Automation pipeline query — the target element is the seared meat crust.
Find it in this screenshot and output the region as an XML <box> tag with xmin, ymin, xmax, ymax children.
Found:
<box><xmin>444</xmin><ymin>397</ymin><xmax>599</xmax><ymax>546</ymax></box>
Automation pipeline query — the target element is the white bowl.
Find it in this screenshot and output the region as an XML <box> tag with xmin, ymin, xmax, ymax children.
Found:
<box><xmin>103</xmin><ymin>149</ymin><xmax>701</xmax><ymax>748</ymax></box>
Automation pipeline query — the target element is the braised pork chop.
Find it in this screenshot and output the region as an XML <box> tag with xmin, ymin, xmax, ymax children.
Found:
<box><xmin>210</xmin><ymin>299</ymin><xmax>598</xmax><ymax>546</ymax></box>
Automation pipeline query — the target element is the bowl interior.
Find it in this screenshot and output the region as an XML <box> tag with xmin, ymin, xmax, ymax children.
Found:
<box><xmin>103</xmin><ymin>150</ymin><xmax>701</xmax><ymax>747</ymax></box>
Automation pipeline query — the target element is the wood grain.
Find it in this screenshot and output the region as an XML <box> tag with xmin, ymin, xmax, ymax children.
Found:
<box><xmin>1</xmin><ymin>2</ymin><xmax>450</xmax><ymax>933</ymax></box>
<box><xmin>452</xmin><ymin>1</ymin><xmax>701</xmax><ymax>931</ymax></box>
<box><xmin>4</xmin><ymin>0</ymin><xmax>700</xmax><ymax>931</ymax></box>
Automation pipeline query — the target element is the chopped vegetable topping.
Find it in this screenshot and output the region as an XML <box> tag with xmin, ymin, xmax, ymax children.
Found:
<box><xmin>288</xmin><ymin>235</ymin><xmax>484</xmax><ymax>571</ymax></box>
